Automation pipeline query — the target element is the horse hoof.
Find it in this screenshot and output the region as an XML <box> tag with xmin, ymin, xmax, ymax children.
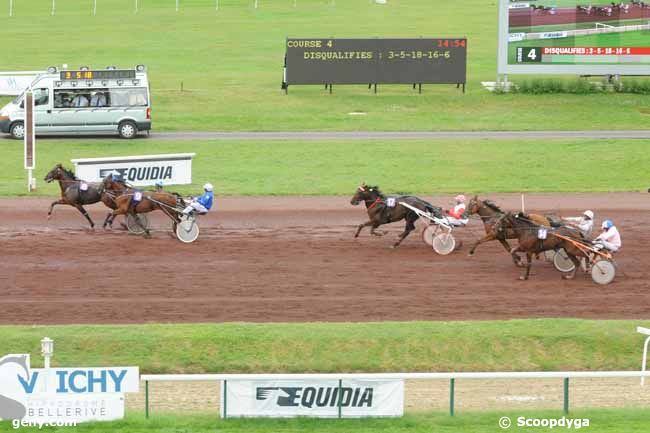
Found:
<box><xmin>518</xmin><ymin>276</ymin><xmax>528</xmax><ymax>281</ymax></box>
<box><xmin>562</xmin><ymin>275</ymin><xmax>575</xmax><ymax>280</ymax></box>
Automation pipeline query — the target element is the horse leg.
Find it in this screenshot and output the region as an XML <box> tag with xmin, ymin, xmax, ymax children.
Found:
<box><xmin>47</xmin><ymin>200</ymin><xmax>67</xmax><ymax>220</ymax></box>
<box><xmin>74</xmin><ymin>205</ymin><xmax>94</xmax><ymax>228</ymax></box>
<box><xmin>468</xmin><ymin>232</ymin><xmax>497</xmax><ymax>256</ymax></box>
<box><xmin>562</xmin><ymin>254</ymin><xmax>581</xmax><ymax>280</ymax></box>
<box><xmin>500</xmin><ymin>238</ymin><xmax>524</xmax><ymax>267</ymax></box>
<box><xmin>354</xmin><ymin>220</ymin><xmax>374</xmax><ymax>238</ymax></box>
<box><xmin>519</xmin><ymin>251</ymin><xmax>533</xmax><ymax>280</ymax></box>
<box><xmin>370</xmin><ymin>224</ymin><xmax>386</xmax><ymax>236</ymax></box>
<box><xmin>103</xmin><ymin>212</ymin><xmax>114</xmax><ymax>229</ymax></box>
<box><xmin>392</xmin><ymin>219</ymin><xmax>416</xmax><ymax>248</ymax></box>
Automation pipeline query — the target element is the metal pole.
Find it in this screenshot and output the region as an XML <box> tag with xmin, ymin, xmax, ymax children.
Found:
<box><xmin>449</xmin><ymin>378</ymin><xmax>455</xmax><ymax>416</ymax></box>
<box><xmin>51</xmin><ymin>0</ymin><xmax>55</xmax><ymax>15</ymax></box>
<box><xmin>176</xmin><ymin>0</ymin><xmax>179</xmax><ymax>12</ymax></box>
<box><xmin>93</xmin><ymin>0</ymin><xmax>97</xmax><ymax>15</ymax></box>
<box><xmin>642</xmin><ymin>337</ymin><xmax>650</xmax><ymax>386</ymax></box>
<box><xmin>216</xmin><ymin>0</ymin><xmax>218</xmax><ymax>10</ymax></box>
<box><xmin>563</xmin><ymin>378</ymin><xmax>569</xmax><ymax>414</ymax></box>
<box><xmin>9</xmin><ymin>0</ymin><xmax>13</xmax><ymax>17</ymax></box>
<box><xmin>337</xmin><ymin>379</ymin><xmax>342</xmax><ymax>418</ymax></box>
<box><xmin>28</xmin><ymin>169</ymin><xmax>33</xmax><ymax>192</ymax></box>
<box><xmin>135</xmin><ymin>0</ymin><xmax>138</xmax><ymax>14</ymax></box>
<box><xmin>223</xmin><ymin>380</ymin><xmax>227</xmax><ymax>418</ymax></box>
<box><xmin>145</xmin><ymin>380</ymin><xmax>149</xmax><ymax>418</ymax></box>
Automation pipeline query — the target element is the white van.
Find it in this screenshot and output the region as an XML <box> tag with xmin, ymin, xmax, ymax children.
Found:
<box><xmin>0</xmin><ymin>65</ymin><xmax>151</xmax><ymax>139</ymax></box>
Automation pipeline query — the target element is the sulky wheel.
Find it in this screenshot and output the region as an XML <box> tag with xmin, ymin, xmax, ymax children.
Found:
<box><xmin>591</xmin><ymin>259</ymin><xmax>616</xmax><ymax>285</ymax></box>
<box><xmin>553</xmin><ymin>249</ymin><xmax>575</xmax><ymax>273</ymax></box>
<box><xmin>176</xmin><ymin>218</ymin><xmax>200</xmax><ymax>243</ymax></box>
<box><xmin>126</xmin><ymin>214</ymin><xmax>150</xmax><ymax>235</ymax></box>
<box><xmin>421</xmin><ymin>225</ymin><xmax>437</xmax><ymax>246</ymax></box>
<box><xmin>432</xmin><ymin>232</ymin><xmax>456</xmax><ymax>255</ymax></box>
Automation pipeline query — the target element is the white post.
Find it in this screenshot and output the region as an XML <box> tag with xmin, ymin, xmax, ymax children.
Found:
<box><xmin>293</xmin><ymin>0</ymin><xmax>296</xmax><ymax>7</ymax></box>
<box><xmin>51</xmin><ymin>0</ymin><xmax>55</xmax><ymax>15</ymax></box>
<box><xmin>642</xmin><ymin>337</ymin><xmax>650</xmax><ymax>386</ymax></box>
<box><xmin>521</xmin><ymin>194</ymin><xmax>525</xmax><ymax>213</ymax></box>
<box><xmin>215</xmin><ymin>0</ymin><xmax>218</xmax><ymax>10</ymax></box>
<box><xmin>254</xmin><ymin>0</ymin><xmax>258</xmax><ymax>8</ymax></box>
<box><xmin>9</xmin><ymin>0</ymin><xmax>13</xmax><ymax>17</ymax></box>
<box><xmin>135</xmin><ymin>0</ymin><xmax>138</xmax><ymax>13</ymax></box>
<box><xmin>93</xmin><ymin>0</ymin><xmax>97</xmax><ymax>15</ymax></box>
<box><xmin>176</xmin><ymin>0</ymin><xmax>179</xmax><ymax>12</ymax></box>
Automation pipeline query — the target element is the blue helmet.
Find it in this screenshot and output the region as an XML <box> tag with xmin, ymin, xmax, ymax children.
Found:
<box><xmin>602</xmin><ymin>220</ymin><xmax>614</xmax><ymax>230</ymax></box>
<box><xmin>155</xmin><ymin>180</ymin><xmax>163</xmax><ymax>188</ymax></box>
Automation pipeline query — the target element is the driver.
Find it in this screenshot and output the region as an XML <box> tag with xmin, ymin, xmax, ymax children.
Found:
<box><xmin>562</xmin><ymin>210</ymin><xmax>594</xmax><ymax>237</ymax></box>
<box><xmin>594</xmin><ymin>220</ymin><xmax>621</xmax><ymax>252</ymax></box>
<box><xmin>446</xmin><ymin>194</ymin><xmax>468</xmax><ymax>226</ymax></box>
<box><xmin>183</xmin><ymin>183</ymin><xmax>214</xmax><ymax>215</ymax></box>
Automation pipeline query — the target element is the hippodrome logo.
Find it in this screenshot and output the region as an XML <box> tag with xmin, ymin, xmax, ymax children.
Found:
<box><xmin>256</xmin><ymin>386</ymin><xmax>374</xmax><ymax>408</ymax></box>
<box><xmin>99</xmin><ymin>166</ymin><xmax>173</xmax><ymax>182</ymax></box>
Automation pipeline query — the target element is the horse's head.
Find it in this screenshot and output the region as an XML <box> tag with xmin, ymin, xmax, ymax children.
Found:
<box><xmin>350</xmin><ymin>183</ymin><xmax>380</xmax><ymax>205</ymax></box>
<box><xmin>44</xmin><ymin>164</ymin><xmax>70</xmax><ymax>183</ymax></box>
<box><xmin>466</xmin><ymin>195</ymin><xmax>481</xmax><ymax>215</ymax></box>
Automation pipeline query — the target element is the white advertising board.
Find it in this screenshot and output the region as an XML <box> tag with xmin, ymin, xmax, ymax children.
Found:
<box><xmin>222</xmin><ymin>378</ymin><xmax>404</xmax><ymax>418</ymax></box>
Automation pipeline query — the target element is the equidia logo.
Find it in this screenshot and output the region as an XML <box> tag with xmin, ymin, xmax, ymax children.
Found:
<box><xmin>256</xmin><ymin>386</ymin><xmax>374</xmax><ymax>408</ymax></box>
<box><xmin>99</xmin><ymin>166</ymin><xmax>173</xmax><ymax>182</ymax></box>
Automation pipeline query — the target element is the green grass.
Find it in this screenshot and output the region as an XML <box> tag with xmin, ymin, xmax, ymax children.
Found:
<box><xmin>1</xmin><ymin>320</ymin><xmax>648</xmax><ymax>373</ymax></box>
<box><xmin>2</xmin><ymin>410</ymin><xmax>650</xmax><ymax>433</ymax></box>
<box><xmin>1</xmin><ymin>0</ymin><xmax>650</xmax><ymax>131</ymax></box>
<box><xmin>1</xmin><ymin>138</ymin><xmax>648</xmax><ymax>196</ymax></box>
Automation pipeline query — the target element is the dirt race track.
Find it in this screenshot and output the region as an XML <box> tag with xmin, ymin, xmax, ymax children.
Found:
<box><xmin>1</xmin><ymin>194</ymin><xmax>649</xmax><ymax>325</ymax></box>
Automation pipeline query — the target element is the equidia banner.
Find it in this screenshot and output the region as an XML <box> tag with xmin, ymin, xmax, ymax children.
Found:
<box><xmin>71</xmin><ymin>153</ymin><xmax>195</xmax><ymax>186</ymax></box>
<box><xmin>0</xmin><ymin>354</ymin><xmax>139</xmax><ymax>423</ymax></box>
<box><xmin>221</xmin><ymin>379</ymin><xmax>404</xmax><ymax>418</ymax></box>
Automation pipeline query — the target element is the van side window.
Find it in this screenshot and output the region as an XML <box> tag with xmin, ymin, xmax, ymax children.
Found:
<box><xmin>108</xmin><ymin>88</ymin><xmax>148</xmax><ymax>107</ymax></box>
<box><xmin>54</xmin><ymin>90</ymin><xmax>94</xmax><ymax>108</ymax></box>
<box><xmin>33</xmin><ymin>88</ymin><xmax>49</xmax><ymax>106</ymax></box>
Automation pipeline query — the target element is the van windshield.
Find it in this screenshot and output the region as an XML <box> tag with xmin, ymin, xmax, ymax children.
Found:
<box><xmin>11</xmin><ymin>75</ymin><xmax>45</xmax><ymax>104</ymax></box>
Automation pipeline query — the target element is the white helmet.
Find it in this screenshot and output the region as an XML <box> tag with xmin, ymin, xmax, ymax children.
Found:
<box><xmin>583</xmin><ymin>210</ymin><xmax>594</xmax><ymax>220</ymax></box>
<box><xmin>203</xmin><ymin>183</ymin><xmax>213</xmax><ymax>192</ymax></box>
<box><xmin>455</xmin><ymin>194</ymin><xmax>466</xmax><ymax>203</ymax></box>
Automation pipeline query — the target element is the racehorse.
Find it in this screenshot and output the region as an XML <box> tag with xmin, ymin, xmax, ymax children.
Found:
<box><xmin>501</xmin><ymin>212</ymin><xmax>586</xmax><ymax>280</ymax></box>
<box><xmin>466</xmin><ymin>196</ymin><xmax>550</xmax><ymax>266</ymax></box>
<box><xmin>102</xmin><ymin>176</ymin><xmax>182</xmax><ymax>237</ymax></box>
<box><xmin>350</xmin><ymin>183</ymin><xmax>443</xmax><ymax>248</ymax></box>
<box><xmin>44</xmin><ymin>164</ymin><xmax>106</xmax><ymax>228</ymax></box>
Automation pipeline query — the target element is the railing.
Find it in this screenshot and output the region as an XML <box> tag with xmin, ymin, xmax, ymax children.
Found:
<box><xmin>140</xmin><ymin>371</ymin><xmax>650</xmax><ymax>419</ymax></box>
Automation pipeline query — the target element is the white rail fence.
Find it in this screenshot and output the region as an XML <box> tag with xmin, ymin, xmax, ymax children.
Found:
<box><xmin>141</xmin><ymin>371</ymin><xmax>650</xmax><ymax>418</ymax></box>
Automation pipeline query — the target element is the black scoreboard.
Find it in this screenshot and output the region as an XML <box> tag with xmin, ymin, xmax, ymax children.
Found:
<box><xmin>283</xmin><ymin>38</ymin><xmax>467</xmax><ymax>92</ymax></box>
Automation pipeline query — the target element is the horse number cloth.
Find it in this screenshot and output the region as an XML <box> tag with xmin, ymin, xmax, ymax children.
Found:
<box><xmin>133</xmin><ymin>192</ymin><xmax>143</xmax><ymax>202</ymax></box>
<box><xmin>538</xmin><ymin>228</ymin><xmax>548</xmax><ymax>240</ymax></box>
<box><xmin>80</xmin><ymin>183</ymin><xmax>89</xmax><ymax>191</ymax></box>
<box><xmin>386</xmin><ymin>198</ymin><xmax>396</xmax><ymax>208</ymax></box>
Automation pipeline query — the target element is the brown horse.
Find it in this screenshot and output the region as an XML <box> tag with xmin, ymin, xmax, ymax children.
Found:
<box><xmin>350</xmin><ymin>183</ymin><xmax>443</xmax><ymax>248</ymax></box>
<box><xmin>503</xmin><ymin>212</ymin><xmax>587</xmax><ymax>280</ymax></box>
<box><xmin>44</xmin><ymin>164</ymin><xmax>108</xmax><ymax>228</ymax></box>
<box><xmin>466</xmin><ymin>196</ymin><xmax>550</xmax><ymax>266</ymax></box>
<box><xmin>102</xmin><ymin>176</ymin><xmax>182</xmax><ymax>237</ymax></box>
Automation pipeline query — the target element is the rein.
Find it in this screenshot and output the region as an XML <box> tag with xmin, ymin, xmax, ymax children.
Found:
<box><xmin>366</xmin><ymin>197</ymin><xmax>383</xmax><ymax>210</ymax></box>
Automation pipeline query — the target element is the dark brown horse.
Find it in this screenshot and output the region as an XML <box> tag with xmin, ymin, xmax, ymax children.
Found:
<box><xmin>466</xmin><ymin>196</ymin><xmax>550</xmax><ymax>266</ymax></box>
<box><xmin>350</xmin><ymin>183</ymin><xmax>442</xmax><ymax>248</ymax></box>
<box><xmin>502</xmin><ymin>212</ymin><xmax>587</xmax><ymax>280</ymax></box>
<box><xmin>102</xmin><ymin>176</ymin><xmax>182</xmax><ymax>237</ymax></box>
<box><xmin>44</xmin><ymin>164</ymin><xmax>107</xmax><ymax>228</ymax></box>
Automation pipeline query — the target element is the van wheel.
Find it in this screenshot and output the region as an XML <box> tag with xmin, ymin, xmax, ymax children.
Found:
<box><xmin>10</xmin><ymin>121</ymin><xmax>25</xmax><ymax>140</ymax></box>
<box><xmin>118</xmin><ymin>121</ymin><xmax>138</xmax><ymax>139</ymax></box>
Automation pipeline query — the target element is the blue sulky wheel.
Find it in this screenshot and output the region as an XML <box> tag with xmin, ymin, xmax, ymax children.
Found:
<box><xmin>176</xmin><ymin>216</ymin><xmax>200</xmax><ymax>243</ymax></box>
<box><xmin>126</xmin><ymin>214</ymin><xmax>150</xmax><ymax>235</ymax></box>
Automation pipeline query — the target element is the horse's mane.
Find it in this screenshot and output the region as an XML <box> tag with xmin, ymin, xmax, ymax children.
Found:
<box><xmin>60</xmin><ymin>165</ymin><xmax>78</xmax><ymax>180</ymax></box>
<box><xmin>482</xmin><ymin>199</ymin><xmax>503</xmax><ymax>213</ymax></box>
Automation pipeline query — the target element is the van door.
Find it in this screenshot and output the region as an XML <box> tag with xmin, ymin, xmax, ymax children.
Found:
<box><xmin>29</xmin><ymin>87</ymin><xmax>55</xmax><ymax>133</ymax></box>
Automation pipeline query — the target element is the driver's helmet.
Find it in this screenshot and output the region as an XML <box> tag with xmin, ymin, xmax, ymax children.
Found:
<box><xmin>455</xmin><ymin>194</ymin><xmax>466</xmax><ymax>203</ymax></box>
<box><xmin>583</xmin><ymin>210</ymin><xmax>594</xmax><ymax>220</ymax></box>
<box><xmin>155</xmin><ymin>180</ymin><xmax>163</xmax><ymax>189</ymax></box>
<box><xmin>602</xmin><ymin>219</ymin><xmax>614</xmax><ymax>230</ymax></box>
<box><xmin>110</xmin><ymin>170</ymin><xmax>122</xmax><ymax>181</ymax></box>
<box><xmin>204</xmin><ymin>183</ymin><xmax>214</xmax><ymax>192</ymax></box>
